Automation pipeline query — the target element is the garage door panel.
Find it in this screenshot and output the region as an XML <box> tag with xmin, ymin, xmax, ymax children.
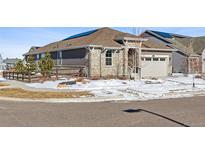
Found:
<box><xmin>141</xmin><ymin>57</ymin><xmax>168</xmax><ymax>78</ymax></box>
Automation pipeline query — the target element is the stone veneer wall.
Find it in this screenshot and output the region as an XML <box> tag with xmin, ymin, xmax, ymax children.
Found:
<box><xmin>89</xmin><ymin>48</ymin><xmax>128</xmax><ymax>78</ymax></box>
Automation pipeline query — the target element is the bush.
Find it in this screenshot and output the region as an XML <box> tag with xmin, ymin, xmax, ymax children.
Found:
<box><xmin>15</xmin><ymin>60</ymin><xmax>26</xmax><ymax>73</ymax></box>
<box><xmin>38</xmin><ymin>52</ymin><xmax>54</xmax><ymax>77</ymax></box>
<box><xmin>26</xmin><ymin>55</ymin><xmax>36</xmax><ymax>73</ymax></box>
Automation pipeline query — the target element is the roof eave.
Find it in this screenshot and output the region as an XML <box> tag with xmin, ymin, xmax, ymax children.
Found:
<box><xmin>142</xmin><ymin>47</ymin><xmax>177</xmax><ymax>52</ymax></box>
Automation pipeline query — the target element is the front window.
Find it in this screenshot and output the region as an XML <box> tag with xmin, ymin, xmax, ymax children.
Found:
<box><xmin>105</xmin><ymin>50</ymin><xmax>112</xmax><ymax>66</ymax></box>
<box><xmin>41</xmin><ymin>53</ymin><xmax>45</xmax><ymax>58</ymax></box>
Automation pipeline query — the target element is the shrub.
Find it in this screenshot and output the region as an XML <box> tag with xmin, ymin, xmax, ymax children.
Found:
<box><xmin>38</xmin><ymin>52</ymin><xmax>54</xmax><ymax>77</ymax></box>
<box><xmin>26</xmin><ymin>55</ymin><xmax>36</xmax><ymax>73</ymax></box>
<box><xmin>15</xmin><ymin>60</ymin><xmax>26</xmax><ymax>73</ymax></box>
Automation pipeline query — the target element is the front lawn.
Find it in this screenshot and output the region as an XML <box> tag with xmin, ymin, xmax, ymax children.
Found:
<box><xmin>0</xmin><ymin>88</ymin><xmax>93</xmax><ymax>99</ymax></box>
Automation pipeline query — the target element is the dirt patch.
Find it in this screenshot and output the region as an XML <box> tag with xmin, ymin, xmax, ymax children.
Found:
<box><xmin>0</xmin><ymin>88</ymin><xmax>93</xmax><ymax>99</ymax></box>
<box><xmin>0</xmin><ymin>83</ymin><xmax>9</xmax><ymax>87</ymax></box>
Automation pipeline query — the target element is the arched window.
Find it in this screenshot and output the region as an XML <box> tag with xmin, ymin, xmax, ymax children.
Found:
<box><xmin>105</xmin><ymin>50</ymin><xmax>112</xmax><ymax>65</ymax></box>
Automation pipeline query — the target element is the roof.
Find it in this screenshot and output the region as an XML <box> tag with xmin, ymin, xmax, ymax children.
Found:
<box><xmin>175</xmin><ymin>36</ymin><xmax>205</xmax><ymax>55</ymax></box>
<box><xmin>141</xmin><ymin>35</ymin><xmax>172</xmax><ymax>49</ymax></box>
<box><xmin>25</xmin><ymin>27</ymin><xmax>143</xmax><ymax>55</ymax></box>
<box><xmin>149</xmin><ymin>30</ymin><xmax>190</xmax><ymax>39</ymax></box>
<box><xmin>142</xmin><ymin>30</ymin><xmax>194</xmax><ymax>56</ymax></box>
<box><xmin>3</xmin><ymin>58</ymin><xmax>20</xmax><ymax>64</ymax></box>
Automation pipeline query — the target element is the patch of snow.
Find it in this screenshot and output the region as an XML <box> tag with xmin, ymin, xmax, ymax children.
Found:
<box><xmin>0</xmin><ymin>77</ymin><xmax>5</xmax><ymax>81</ymax></box>
<box><xmin>25</xmin><ymin>76</ymin><xmax>205</xmax><ymax>101</ymax></box>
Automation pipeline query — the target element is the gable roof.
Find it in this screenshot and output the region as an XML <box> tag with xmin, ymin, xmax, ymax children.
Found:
<box><xmin>142</xmin><ymin>30</ymin><xmax>193</xmax><ymax>56</ymax></box>
<box><xmin>175</xmin><ymin>36</ymin><xmax>205</xmax><ymax>55</ymax></box>
<box><xmin>141</xmin><ymin>34</ymin><xmax>173</xmax><ymax>49</ymax></box>
<box><xmin>3</xmin><ymin>58</ymin><xmax>20</xmax><ymax>64</ymax></box>
<box><xmin>25</xmin><ymin>27</ymin><xmax>143</xmax><ymax>55</ymax></box>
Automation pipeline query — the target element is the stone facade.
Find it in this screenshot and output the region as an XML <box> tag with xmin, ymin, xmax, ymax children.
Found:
<box><xmin>188</xmin><ymin>55</ymin><xmax>201</xmax><ymax>74</ymax></box>
<box><xmin>89</xmin><ymin>47</ymin><xmax>127</xmax><ymax>78</ymax></box>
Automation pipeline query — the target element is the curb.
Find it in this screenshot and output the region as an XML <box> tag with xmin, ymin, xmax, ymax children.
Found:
<box><xmin>0</xmin><ymin>96</ymin><xmax>128</xmax><ymax>103</ymax></box>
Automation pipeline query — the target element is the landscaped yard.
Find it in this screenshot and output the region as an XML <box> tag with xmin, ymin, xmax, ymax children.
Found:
<box><xmin>25</xmin><ymin>74</ymin><xmax>205</xmax><ymax>101</ymax></box>
<box><xmin>1</xmin><ymin>72</ymin><xmax>205</xmax><ymax>101</ymax></box>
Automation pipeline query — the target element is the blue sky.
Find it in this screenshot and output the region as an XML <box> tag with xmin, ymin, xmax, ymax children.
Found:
<box><xmin>1</xmin><ymin>27</ymin><xmax>205</xmax><ymax>58</ymax></box>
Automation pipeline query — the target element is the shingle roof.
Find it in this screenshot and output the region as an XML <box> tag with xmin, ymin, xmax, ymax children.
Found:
<box><xmin>142</xmin><ymin>30</ymin><xmax>193</xmax><ymax>56</ymax></box>
<box><xmin>25</xmin><ymin>27</ymin><xmax>141</xmax><ymax>55</ymax></box>
<box><xmin>3</xmin><ymin>58</ymin><xmax>20</xmax><ymax>64</ymax></box>
<box><xmin>141</xmin><ymin>35</ymin><xmax>172</xmax><ymax>49</ymax></box>
<box><xmin>175</xmin><ymin>37</ymin><xmax>205</xmax><ymax>55</ymax></box>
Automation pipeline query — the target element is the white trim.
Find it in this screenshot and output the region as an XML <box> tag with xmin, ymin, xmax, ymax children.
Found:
<box><xmin>141</xmin><ymin>54</ymin><xmax>152</xmax><ymax>58</ymax></box>
<box><xmin>142</xmin><ymin>47</ymin><xmax>176</xmax><ymax>52</ymax></box>
<box><xmin>154</xmin><ymin>55</ymin><xmax>169</xmax><ymax>58</ymax></box>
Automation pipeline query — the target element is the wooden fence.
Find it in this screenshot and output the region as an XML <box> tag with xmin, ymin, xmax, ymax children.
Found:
<box><xmin>2</xmin><ymin>67</ymin><xmax>84</xmax><ymax>83</ymax></box>
<box><xmin>3</xmin><ymin>71</ymin><xmax>39</xmax><ymax>83</ymax></box>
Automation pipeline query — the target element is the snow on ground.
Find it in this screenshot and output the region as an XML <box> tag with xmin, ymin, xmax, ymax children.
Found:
<box><xmin>26</xmin><ymin>75</ymin><xmax>205</xmax><ymax>101</ymax></box>
<box><xmin>0</xmin><ymin>70</ymin><xmax>5</xmax><ymax>81</ymax></box>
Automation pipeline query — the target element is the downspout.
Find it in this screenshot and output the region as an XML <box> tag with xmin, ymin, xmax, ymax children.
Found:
<box><xmin>139</xmin><ymin>41</ymin><xmax>142</xmax><ymax>79</ymax></box>
<box><xmin>100</xmin><ymin>48</ymin><xmax>102</xmax><ymax>78</ymax></box>
<box><xmin>117</xmin><ymin>50</ymin><xmax>120</xmax><ymax>78</ymax></box>
<box><xmin>87</xmin><ymin>47</ymin><xmax>92</xmax><ymax>77</ymax></box>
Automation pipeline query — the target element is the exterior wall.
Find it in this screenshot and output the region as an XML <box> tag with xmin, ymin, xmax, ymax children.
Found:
<box><xmin>30</xmin><ymin>48</ymin><xmax>88</xmax><ymax>66</ymax></box>
<box><xmin>202</xmin><ymin>50</ymin><xmax>205</xmax><ymax>74</ymax></box>
<box><xmin>188</xmin><ymin>56</ymin><xmax>201</xmax><ymax>74</ymax></box>
<box><xmin>172</xmin><ymin>51</ymin><xmax>188</xmax><ymax>73</ymax></box>
<box><xmin>89</xmin><ymin>48</ymin><xmax>101</xmax><ymax>77</ymax></box>
<box><xmin>89</xmin><ymin>48</ymin><xmax>126</xmax><ymax>78</ymax></box>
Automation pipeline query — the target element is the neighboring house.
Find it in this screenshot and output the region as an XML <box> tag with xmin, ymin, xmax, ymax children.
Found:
<box><xmin>24</xmin><ymin>27</ymin><xmax>175</xmax><ymax>79</ymax></box>
<box><xmin>140</xmin><ymin>30</ymin><xmax>203</xmax><ymax>74</ymax></box>
<box><xmin>0</xmin><ymin>54</ymin><xmax>5</xmax><ymax>70</ymax></box>
<box><xmin>3</xmin><ymin>58</ymin><xmax>20</xmax><ymax>70</ymax></box>
<box><xmin>202</xmin><ymin>49</ymin><xmax>205</xmax><ymax>75</ymax></box>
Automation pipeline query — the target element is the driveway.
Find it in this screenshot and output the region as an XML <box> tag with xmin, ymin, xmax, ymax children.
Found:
<box><xmin>0</xmin><ymin>96</ymin><xmax>205</xmax><ymax>126</ymax></box>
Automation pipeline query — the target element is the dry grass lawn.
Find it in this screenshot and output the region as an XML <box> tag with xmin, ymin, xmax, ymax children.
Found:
<box><xmin>0</xmin><ymin>83</ymin><xmax>9</xmax><ymax>87</ymax></box>
<box><xmin>0</xmin><ymin>88</ymin><xmax>93</xmax><ymax>99</ymax></box>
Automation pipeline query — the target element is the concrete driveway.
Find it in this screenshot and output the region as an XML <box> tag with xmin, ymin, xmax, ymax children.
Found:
<box><xmin>0</xmin><ymin>96</ymin><xmax>205</xmax><ymax>127</ymax></box>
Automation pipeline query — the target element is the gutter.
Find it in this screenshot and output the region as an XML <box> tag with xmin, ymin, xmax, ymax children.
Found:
<box><xmin>141</xmin><ymin>47</ymin><xmax>177</xmax><ymax>52</ymax></box>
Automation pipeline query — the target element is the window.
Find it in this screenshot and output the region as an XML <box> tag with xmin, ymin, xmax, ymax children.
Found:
<box><xmin>153</xmin><ymin>58</ymin><xmax>159</xmax><ymax>61</ymax></box>
<box><xmin>41</xmin><ymin>53</ymin><xmax>45</xmax><ymax>58</ymax></box>
<box><xmin>145</xmin><ymin>57</ymin><xmax>151</xmax><ymax>61</ymax></box>
<box><xmin>141</xmin><ymin>57</ymin><xmax>145</xmax><ymax>61</ymax></box>
<box><xmin>105</xmin><ymin>50</ymin><xmax>112</xmax><ymax>65</ymax></box>
<box><xmin>36</xmin><ymin>54</ymin><xmax>40</xmax><ymax>60</ymax></box>
<box><xmin>58</xmin><ymin>51</ymin><xmax>62</xmax><ymax>59</ymax></box>
<box><xmin>160</xmin><ymin>58</ymin><xmax>166</xmax><ymax>61</ymax></box>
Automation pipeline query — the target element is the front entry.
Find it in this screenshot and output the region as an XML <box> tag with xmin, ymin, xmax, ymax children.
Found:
<box><xmin>128</xmin><ymin>48</ymin><xmax>140</xmax><ymax>79</ymax></box>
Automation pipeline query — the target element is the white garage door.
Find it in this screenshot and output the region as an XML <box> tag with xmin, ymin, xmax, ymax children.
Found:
<box><xmin>141</xmin><ymin>55</ymin><xmax>168</xmax><ymax>78</ymax></box>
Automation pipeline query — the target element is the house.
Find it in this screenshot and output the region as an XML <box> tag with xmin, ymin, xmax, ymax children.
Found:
<box><xmin>3</xmin><ymin>58</ymin><xmax>20</xmax><ymax>70</ymax></box>
<box><xmin>0</xmin><ymin>54</ymin><xmax>5</xmax><ymax>70</ymax></box>
<box><xmin>140</xmin><ymin>30</ymin><xmax>204</xmax><ymax>74</ymax></box>
<box><xmin>24</xmin><ymin>27</ymin><xmax>175</xmax><ymax>79</ymax></box>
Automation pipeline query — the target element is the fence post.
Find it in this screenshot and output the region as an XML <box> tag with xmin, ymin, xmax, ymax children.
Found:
<box><xmin>22</xmin><ymin>73</ymin><xmax>24</xmax><ymax>81</ymax></box>
<box><xmin>16</xmin><ymin>72</ymin><xmax>18</xmax><ymax>80</ymax></box>
<box><xmin>28</xmin><ymin>72</ymin><xmax>31</xmax><ymax>83</ymax></box>
<box><xmin>56</xmin><ymin>67</ymin><xmax>59</xmax><ymax>80</ymax></box>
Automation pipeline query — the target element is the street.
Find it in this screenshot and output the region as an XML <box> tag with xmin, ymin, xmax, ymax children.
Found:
<box><xmin>0</xmin><ymin>96</ymin><xmax>205</xmax><ymax>126</ymax></box>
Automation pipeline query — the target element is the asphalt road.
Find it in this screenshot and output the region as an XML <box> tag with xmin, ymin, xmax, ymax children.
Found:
<box><xmin>0</xmin><ymin>96</ymin><xmax>205</xmax><ymax>127</ymax></box>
